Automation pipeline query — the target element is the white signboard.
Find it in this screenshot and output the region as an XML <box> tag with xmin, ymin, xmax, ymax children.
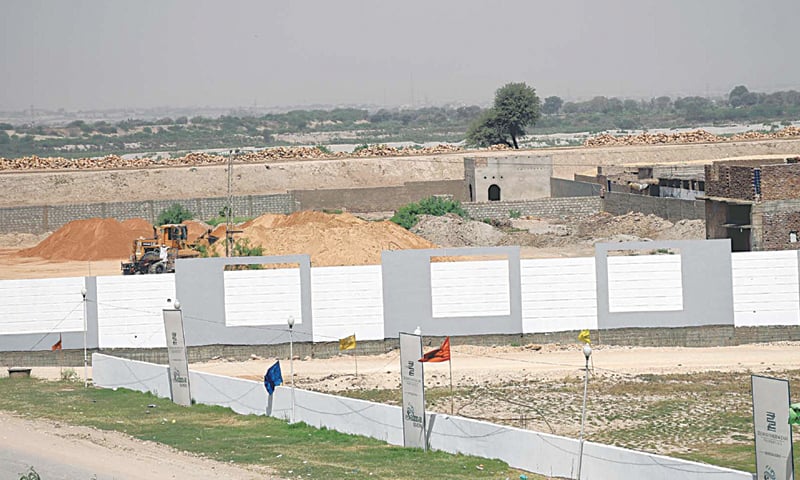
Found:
<box><xmin>163</xmin><ymin>309</ymin><xmax>192</xmax><ymax>407</ymax></box>
<box><xmin>752</xmin><ymin>375</ymin><xmax>794</xmax><ymax>480</ymax></box>
<box><xmin>399</xmin><ymin>332</ymin><xmax>426</xmax><ymax>450</ymax></box>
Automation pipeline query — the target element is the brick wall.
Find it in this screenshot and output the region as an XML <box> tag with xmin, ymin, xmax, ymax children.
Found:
<box><xmin>602</xmin><ymin>191</ymin><xmax>705</xmax><ymax>221</ymax></box>
<box><xmin>0</xmin><ymin>193</ymin><xmax>297</xmax><ymax>234</ymax></box>
<box><xmin>705</xmin><ymin>163</ymin><xmax>756</xmax><ymax>200</ymax></box>
<box><xmin>462</xmin><ymin>197</ymin><xmax>602</xmax><ymax>220</ymax></box>
<box><xmin>550</xmin><ymin>178</ymin><xmax>601</xmax><ymax>197</ymax></box>
<box><xmin>761</xmin><ymin>163</ymin><xmax>800</xmax><ymax>200</ymax></box>
<box><xmin>291</xmin><ymin>180</ymin><xmax>467</xmax><ymax>213</ymax></box>
<box><xmin>754</xmin><ymin>199</ymin><xmax>800</xmax><ymax>250</ymax></box>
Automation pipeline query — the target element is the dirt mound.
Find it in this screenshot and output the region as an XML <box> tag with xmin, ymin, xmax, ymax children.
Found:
<box><xmin>19</xmin><ymin>218</ymin><xmax>154</xmax><ymax>261</ymax></box>
<box><xmin>182</xmin><ymin>220</ymin><xmax>212</xmax><ymax>243</ymax></box>
<box><xmin>217</xmin><ymin>211</ymin><xmax>436</xmax><ymax>266</ymax></box>
<box><xmin>411</xmin><ymin>214</ymin><xmax>506</xmax><ymax>247</ymax></box>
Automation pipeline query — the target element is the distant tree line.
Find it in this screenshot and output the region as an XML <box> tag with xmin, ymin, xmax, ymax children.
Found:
<box><xmin>1</xmin><ymin>84</ymin><xmax>799</xmax><ymax>158</ymax></box>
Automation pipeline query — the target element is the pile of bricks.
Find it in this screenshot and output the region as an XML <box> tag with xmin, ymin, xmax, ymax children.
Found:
<box><xmin>585</xmin><ymin>126</ymin><xmax>800</xmax><ymax>148</ymax></box>
<box><xmin>584</xmin><ymin>130</ymin><xmax>721</xmax><ymax>147</ymax></box>
<box><xmin>0</xmin><ymin>143</ymin><xmax>470</xmax><ymax>172</ymax></box>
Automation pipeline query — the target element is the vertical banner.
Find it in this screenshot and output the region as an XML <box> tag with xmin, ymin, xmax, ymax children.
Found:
<box><xmin>399</xmin><ymin>332</ymin><xmax>426</xmax><ymax>450</ymax></box>
<box><xmin>163</xmin><ymin>309</ymin><xmax>192</xmax><ymax>407</ymax></box>
<box><xmin>752</xmin><ymin>375</ymin><xmax>794</xmax><ymax>480</ymax></box>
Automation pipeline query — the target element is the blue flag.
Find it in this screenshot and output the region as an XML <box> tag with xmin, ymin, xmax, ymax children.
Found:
<box><xmin>264</xmin><ymin>361</ymin><xmax>283</xmax><ymax>395</ymax></box>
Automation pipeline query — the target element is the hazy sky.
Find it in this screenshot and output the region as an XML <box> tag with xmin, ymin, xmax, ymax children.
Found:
<box><xmin>2</xmin><ymin>0</ymin><xmax>799</xmax><ymax>111</ymax></box>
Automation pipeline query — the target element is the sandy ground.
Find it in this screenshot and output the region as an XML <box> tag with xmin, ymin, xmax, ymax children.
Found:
<box><xmin>0</xmin><ymin>248</ymin><xmax>122</xmax><ymax>279</ymax></box>
<box><xmin>190</xmin><ymin>342</ymin><xmax>800</xmax><ymax>392</ymax></box>
<box><xmin>0</xmin><ymin>411</ymin><xmax>281</xmax><ymax>480</ymax></box>
<box><xmin>10</xmin><ymin>342</ymin><xmax>800</xmax><ymax>390</ymax></box>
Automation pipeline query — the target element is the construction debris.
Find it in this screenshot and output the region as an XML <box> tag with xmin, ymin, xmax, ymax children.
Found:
<box><xmin>583</xmin><ymin>126</ymin><xmax>800</xmax><ymax>147</ymax></box>
<box><xmin>0</xmin><ymin>144</ymin><xmax>465</xmax><ymax>172</ymax></box>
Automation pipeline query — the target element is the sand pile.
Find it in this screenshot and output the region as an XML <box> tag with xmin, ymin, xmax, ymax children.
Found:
<box><xmin>182</xmin><ymin>220</ymin><xmax>212</xmax><ymax>243</ymax></box>
<box><xmin>218</xmin><ymin>211</ymin><xmax>437</xmax><ymax>266</ymax></box>
<box><xmin>19</xmin><ymin>218</ymin><xmax>153</xmax><ymax>261</ymax></box>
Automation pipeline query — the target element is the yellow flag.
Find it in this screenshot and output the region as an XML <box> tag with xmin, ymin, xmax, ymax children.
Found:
<box><xmin>578</xmin><ymin>329</ymin><xmax>591</xmax><ymax>344</ymax></box>
<box><xmin>339</xmin><ymin>334</ymin><xmax>356</xmax><ymax>351</ymax></box>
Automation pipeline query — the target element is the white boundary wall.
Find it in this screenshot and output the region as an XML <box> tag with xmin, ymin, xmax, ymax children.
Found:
<box><xmin>96</xmin><ymin>274</ymin><xmax>176</xmax><ymax>348</ymax></box>
<box><xmin>92</xmin><ymin>354</ymin><xmax>751</xmax><ymax>480</ymax></box>
<box><xmin>2</xmin><ymin>250</ymin><xmax>800</xmax><ymax>348</ymax></box>
<box><xmin>431</xmin><ymin>260</ymin><xmax>510</xmax><ymax>318</ymax></box>
<box><xmin>310</xmin><ymin>265</ymin><xmax>384</xmax><ymax>343</ymax></box>
<box><xmin>0</xmin><ymin>276</ymin><xmax>84</xmax><ymax>334</ymax></box>
<box><xmin>731</xmin><ymin>251</ymin><xmax>800</xmax><ymax>326</ymax></box>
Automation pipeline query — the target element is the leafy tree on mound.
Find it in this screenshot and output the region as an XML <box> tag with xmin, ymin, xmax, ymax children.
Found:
<box><xmin>156</xmin><ymin>203</ymin><xmax>193</xmax><ymax>226</ymax></box>
<box><xmin>391</xmin><ymin>196</ymin><xmax>466</xmax><ymax>229</ymax></box>
<box><xmin>466</xmin><ymin>82</ymin><xmax>541</xmax><ymax>149</ymax></box>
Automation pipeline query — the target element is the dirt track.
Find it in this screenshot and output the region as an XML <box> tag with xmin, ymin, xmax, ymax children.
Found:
<box><xmin>0</xmin><ymin>411</ymin><xmax>280</xmax><ymax>480</ymax></box>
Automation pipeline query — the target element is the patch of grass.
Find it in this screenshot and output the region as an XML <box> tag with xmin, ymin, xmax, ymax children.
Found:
<box><xmin>205</xmin><ymin>216</ymin><xmax>254</xmax><ymax>227</ymax></box>
<box><xmin>0</xmin><ymin>378</ymin><xmax>534</xmax><ymax>479</ymax></box>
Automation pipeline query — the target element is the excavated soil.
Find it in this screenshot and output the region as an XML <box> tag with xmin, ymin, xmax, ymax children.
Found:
<box><xmin>18</xmin><ymin>218</ymin><xmax>154</xmax><ymax>261</ymax></box>
<box><xmin>213</xmin><ymin>211</ymin><xmax>437</xmax><ymax>266</ymax></box>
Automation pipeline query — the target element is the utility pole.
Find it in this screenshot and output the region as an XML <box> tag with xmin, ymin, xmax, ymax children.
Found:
<box><xmin>225</xmin><ymin>150</ymin><xmax>235</xmax><ymax>257</ymax></box>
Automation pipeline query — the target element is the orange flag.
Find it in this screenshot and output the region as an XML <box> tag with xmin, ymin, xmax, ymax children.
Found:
<box><xmin>419</xmin><ymin>337</ymin><xmax>451</xmax><ymax>363</ymax></box>
<box><xmin>51</xmin><ymin>334</ymin><xmax>62</xmax><ymax>351</ymax></box>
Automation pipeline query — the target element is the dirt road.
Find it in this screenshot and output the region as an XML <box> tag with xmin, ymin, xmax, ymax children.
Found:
<box><xmin>0</xmin><ymin>411</ymin><xmax>281</xmax><ymax>480</ymax></box>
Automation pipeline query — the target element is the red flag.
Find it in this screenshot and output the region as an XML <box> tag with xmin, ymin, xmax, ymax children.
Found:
<box><xmin>419</xmin><ymin>337</ymin><xmax>450</xmax><ymax>363</ymax></box>
<box><xmin>51</xmin><ymin>334</ymin><xmax>62</xmax><ymax>351</ymax></box>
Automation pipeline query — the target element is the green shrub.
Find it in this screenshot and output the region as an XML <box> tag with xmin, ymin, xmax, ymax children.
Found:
<box><xmin>390</xmin><ymin>196</ymin><xmax>466</xmax><ymax>229</ymax></box>
<box><xmin>316</xmin><ymin>145</ymin><xmax>333</xmax><ymax>155</ymax></box>
<box><xmin>509</xmin><ymin>209</ymin><xmax>522</xmax><ymax>219</ymax></box>
<box><xmin>156</xmin><ymin>203</ymin><xmax>193</xmax><ymax>226</ymax></box>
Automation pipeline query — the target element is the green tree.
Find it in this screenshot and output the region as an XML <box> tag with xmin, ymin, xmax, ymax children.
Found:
<box><xmin>729</xmin><ymin>85</ymin><xmax>758</xmax><ymax>107</ymax></box>
<box><xmin>493</xmin><ymin>82</ymin><xmax>541</xmax><ymax>148</ymax></box>
<box><xmin>541</xmin><ymin>96</ymin><xmax>563</xmax><ymax>115</ymax></box>
<box><xmin>465</xmin><ymin>109</ymin><xmax>510</xmax><ymax>147</ymax></box>
<box><xmin>466</xmin><ymin>82</ymin><xmax>541</xmax><ymax>148</ymax></box>
<box><xmin>156</xmin><ymin>203</ymin><xmax>193</xmax><ymax>225</ymax></box>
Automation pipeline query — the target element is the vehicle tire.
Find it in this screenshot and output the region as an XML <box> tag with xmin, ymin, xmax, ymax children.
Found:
<box><xmin>153</xmin><ymin>264</ymin><xmax>165</xmax><ymax>274</ymax></box>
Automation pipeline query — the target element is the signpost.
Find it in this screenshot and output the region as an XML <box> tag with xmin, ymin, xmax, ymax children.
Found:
<box><xmin>399</xmin><ymin>332</ymin><xmax>426</xmax><ymax>450</ymax></box>
<box><xmin>752</xmin><ymin>375</ymin><xmax>794</xmax><ymax>480</ymax></box>
<box><xmin>163</xmin><ymin>308</ymin><xmax>192</xmax><ymax>406</ymax></box>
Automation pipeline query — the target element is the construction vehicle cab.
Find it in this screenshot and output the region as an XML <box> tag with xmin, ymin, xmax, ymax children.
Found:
<box><xmin>121</xmin><ymin>224</ymin><xmax>199</xmax><ymax>275</ymax></box>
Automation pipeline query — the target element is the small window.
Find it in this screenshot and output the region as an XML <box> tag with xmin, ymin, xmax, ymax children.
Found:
<box><xmin>790</xmin><ymin>231</ymin><xmax>798</xmax><ymax>243</ymax></box>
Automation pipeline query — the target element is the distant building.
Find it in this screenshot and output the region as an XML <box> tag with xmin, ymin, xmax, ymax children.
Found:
<box><xmin>704</xmin><ymin>156</ymin><xmax>800</xmax><ymax>251</ymax></box>
<box><xmin>463</xmin><ymin>155</ymin><xmax>552</xmax><ymax>202</ymax></box>
<box><xmin>576</xmin><ymin>164</ymin><xmax>705</xmax><ymax>199</ymax></box>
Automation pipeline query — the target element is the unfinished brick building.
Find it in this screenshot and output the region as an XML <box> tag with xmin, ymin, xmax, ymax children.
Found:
<box><xmin>704</xmin><ymin>156</ymin><xmax>800</xmax><ymax>251</ymax></box>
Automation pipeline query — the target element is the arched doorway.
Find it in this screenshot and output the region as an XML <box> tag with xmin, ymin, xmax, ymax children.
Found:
<box><xmin>488</xmin><ymin>184</ymin><xmax>501</xmax><ymax>201</ymax></box>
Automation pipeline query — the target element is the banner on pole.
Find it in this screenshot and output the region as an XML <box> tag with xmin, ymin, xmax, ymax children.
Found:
<box><xmin>399</xmin><ymin>332</ymin><xmax>426</xmax><ymax>450</ymax></box>
<box><xmin>163</xmin><ymin>309</ymin><xmax>192</xmax><ymax>407</ymax></box>
<box><xmin>752</xmin><ymin>375</ymin><xmax>794</xmax><ymax>480</ymax></box>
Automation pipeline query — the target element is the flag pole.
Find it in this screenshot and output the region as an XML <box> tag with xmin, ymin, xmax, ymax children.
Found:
<box><xmin>59</xmin><ymin>334</ymin><xmax>64</xmax><ymax>378</ymax></box>
<box><xmin>448</xmin><ymin>357</ymin><xmax>454</xmax><ymax>415</ymax></box>
<box><xmin>353</xmin><ymin>333</ymin><xmax>358</xmax><ymax>378</ymax></box>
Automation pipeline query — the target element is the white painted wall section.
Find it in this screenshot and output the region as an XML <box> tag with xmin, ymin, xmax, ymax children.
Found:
<box><xmin>311</xmin><ymin>265</ymin><xmax>384</xmax><ymax>342</ymax></box>
<box><xmin>732</xmin><ymin>251</ymin><xmax>800</xmax><ymax>326</ymax></box>
<box><xmin>0</xmin><ymin>277</ymin><xmax>84</xmax><ymax>334</ymax></box>
<box><xmin>521</xmin><ymin>258</ymin><xmax>597</xmax><ymax>333</ymax></box>
<box><xmin>96</xmin><ymin>274</ymin><xmax>175</xmax><ymax>348</ymax></box>
<box><xmin>431</xmin><ymin>260</ymin><xmax>510</xmax><ymax>317</ymax></box>
<box><xmin>224</xmin><ymin>268</ymin><xmax>302</xmax><ymax>326</ymax></box>
<box><xmin>608</xmin><ymin>254</ymin><xmax>683</xmax><ymax>313</ymax></box>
